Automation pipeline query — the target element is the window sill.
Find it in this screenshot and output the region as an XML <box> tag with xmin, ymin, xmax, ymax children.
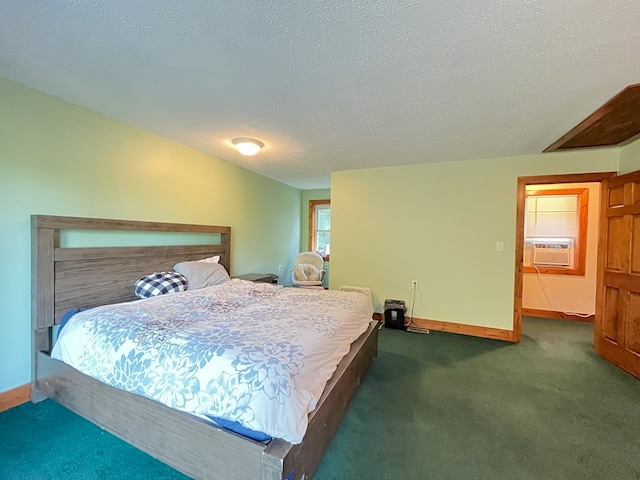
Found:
<box><xmin>524</xmin><ymin>265</ymin><xmax>584</xmax><ymax>276</ymax></box>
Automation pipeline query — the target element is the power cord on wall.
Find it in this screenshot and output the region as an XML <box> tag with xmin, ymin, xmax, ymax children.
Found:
<box><xmin>405</xmin><ymin>283</ymin><xmax>417</xmax><ymax>328</ymax></box>
<box><xmin>405</xmin><ymin>283</ymin><xmax>430</xmax><ymax>333</ymax></box>
<box><xmin>531</xmin><ymin>264</ymin><xmax>594</xmax><ymax>318</ymax></box>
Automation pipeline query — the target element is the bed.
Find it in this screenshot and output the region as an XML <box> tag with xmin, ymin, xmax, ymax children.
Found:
<box><xmin>31</xmin><ymin>215</ymin><xmax>378</xmax><ymax>480</ymax></box>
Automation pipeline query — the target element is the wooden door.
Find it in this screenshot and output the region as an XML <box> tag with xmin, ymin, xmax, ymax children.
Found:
<box><xmin>595</xmin><ymin>170</ymin><xmax>640</xmax><ymax>378</ymax></box>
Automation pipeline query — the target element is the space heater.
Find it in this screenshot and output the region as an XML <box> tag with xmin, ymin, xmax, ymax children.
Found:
<box><xmin>384</xmin><ymin>299</ymin><xmax>406</xmax><ymax>330</ymax></box>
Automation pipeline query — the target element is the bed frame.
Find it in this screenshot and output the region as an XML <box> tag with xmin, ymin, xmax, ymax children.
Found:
<box><xmin>31</xmin><ymin>215</ymin><xmax>378</xmax><ymax>480</ymax></box>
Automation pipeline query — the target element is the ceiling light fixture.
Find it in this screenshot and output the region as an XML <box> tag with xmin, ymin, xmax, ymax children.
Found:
<box><xmin>232</xmin><ymin>138</ymin><xmax>264</xmax><ymax>156</ymax></box>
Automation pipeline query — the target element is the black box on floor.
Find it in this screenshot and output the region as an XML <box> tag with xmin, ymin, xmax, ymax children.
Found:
<box><xmin>384</xmin><ymin>299</ymin><xmax>406</xmax><ymax>330</ymax></box>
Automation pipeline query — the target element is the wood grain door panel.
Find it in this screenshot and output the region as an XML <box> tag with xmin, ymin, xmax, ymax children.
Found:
<box><xmin>632</xmin><ymin>216</ymin><xmax>640</xmax><ymax>274</ymax></box>
<box><xmin>602</xmin><ymin>287</ymin><xmax>621</xmax><ymax>343</ymax></box>
<box><xmin>605</xmin><ymin>217</ymin><xmax>626</xmax><ymax>271</ymax></box>
<box><xmin>608</xmin><ymin>185</ymin><xmax>625</xmax><ymax>207</ymax></box>
<box><xmin>596</xmin><ymin>170</ymin><xmax>640</xmax><ymax>378</ymax></box>
<box><xmin>627</xmin><ymin>292</ymin><xmax>640</xmax><ymax>354</ymax></box>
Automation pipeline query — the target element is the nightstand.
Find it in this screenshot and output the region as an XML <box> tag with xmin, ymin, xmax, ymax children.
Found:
<box><xmin>234</xmin><ymin>273</ymin><xmax>278</xmax><ymax>284</ymax></box>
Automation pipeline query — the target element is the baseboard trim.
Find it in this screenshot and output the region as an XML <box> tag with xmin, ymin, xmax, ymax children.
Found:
<box><xmin>522</xmin><ymin>308</ymin><xmax>594</xmax><ymax>323</ymax></box>
<box><xmin>373</xmin><ymin>313</ymin><xmax>515</xmax><ymax>342</ymax></box>
<box><xmin>0</xmin><ymin>383</ymin><xmax>31</xmax><ymax>413</ymax></box>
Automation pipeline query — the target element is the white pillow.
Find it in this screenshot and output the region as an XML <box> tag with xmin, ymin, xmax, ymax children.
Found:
<box><xmin>198</xmin><ymin>255</ymin><xmax>220</xmax><ymax>263</ymax></box>
<box><xmin>174</xmin><ymin>261</ymin><xmax>230</xmax><ymax>289</ymax></box>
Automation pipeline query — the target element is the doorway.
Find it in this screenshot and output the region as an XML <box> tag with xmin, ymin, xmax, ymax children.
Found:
<box><xmin>512</xmin><ymin>172</ymin><xmax>617</xmax><ymax>342</ymax></box>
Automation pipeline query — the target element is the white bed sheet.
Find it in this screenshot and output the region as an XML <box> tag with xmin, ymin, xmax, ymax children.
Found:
<box><xmin>51</xmin><ymin>280</ymin><xmax>373</xmax><ymax>444</ymax></box>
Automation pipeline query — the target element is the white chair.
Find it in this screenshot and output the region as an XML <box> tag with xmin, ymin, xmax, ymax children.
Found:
<box><xmin>291</xmin><ymin>252</ymin><xmax>326</xmax><ymax>287</ymax></box>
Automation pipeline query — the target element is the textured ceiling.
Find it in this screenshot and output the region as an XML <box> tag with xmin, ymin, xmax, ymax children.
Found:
<box><xmin>1</xmin><ymin>1</ymin><xmax>639</xmax><ymax>189</ymax></box>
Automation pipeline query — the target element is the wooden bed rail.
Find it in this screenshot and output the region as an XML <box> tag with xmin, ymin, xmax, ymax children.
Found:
<box><xmin>31</xmin><ymin>214</ymin><xmax>232</xmax><ymax>233</ymax></box>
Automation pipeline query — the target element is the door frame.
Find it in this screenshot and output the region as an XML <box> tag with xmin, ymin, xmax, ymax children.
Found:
<box><xmin>512</xmin><ymin>171</ymin><xmax>618</xmax><ymax>342</ymax></box>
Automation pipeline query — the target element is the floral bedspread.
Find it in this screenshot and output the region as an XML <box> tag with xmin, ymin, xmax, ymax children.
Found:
<box><xmin>51</xmin><ymin>280</ymin><xmax>373</xmax><ymax>444</ymax></box>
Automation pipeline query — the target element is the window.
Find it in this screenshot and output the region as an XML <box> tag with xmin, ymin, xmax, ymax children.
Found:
<box><xmin>524</xmin><ymin>188</ymin><xmax>588</xmax><ymax>276</ymax></box>
<box><xmin>309</xmin><ymin>199</ymin><xmax>330</xmax><ymax>260</ymax></box>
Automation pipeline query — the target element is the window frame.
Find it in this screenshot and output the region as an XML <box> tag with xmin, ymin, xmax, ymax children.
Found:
<box><xmin>524</xmin><ymin>187</ymin><xmax>589</xmax><ymax>276</ymax></box>
<box><xmin>308</xmin><ymin>199</ymin><xmax>330</xmax><ymax>261</ymax></box>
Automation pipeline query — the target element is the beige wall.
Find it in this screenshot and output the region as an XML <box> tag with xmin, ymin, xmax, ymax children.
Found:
<box><xmin>331</xmin><ymin>149</ymin><xmax>619</xmax><ymax>331</ymax></box>
<box><xmin>619</xmin><ymin>139</ymin><xmax>640</xmax><ymax>174</ymax></box>
<box><xmin>522</xmin><ymin>183</ymin><xmax>600</xmax><ymax>315</ymax></box>
<box><xmin>0</xmin><ymin>76</ymin><xmax>301</xmax><ymax>392</ymax></box>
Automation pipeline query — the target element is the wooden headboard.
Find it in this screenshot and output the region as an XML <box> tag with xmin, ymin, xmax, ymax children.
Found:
<box><xmin>31</xmin><ymin>215</ymin><xmax>231</xmax><ymax>335</ymax></box>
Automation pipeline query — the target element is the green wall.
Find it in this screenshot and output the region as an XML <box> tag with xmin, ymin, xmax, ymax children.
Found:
<box><xmin>330</xmin><ymin>149</ymin><xmax>619</xmax><ymax>331</ymax></box>
<box><xmin>619</xmin><ymin>139</ymin><xmax>640</xmax><ymax>174</ymax></box>
<box><xmin>300</xmin><ymin>189</ymin><xmax>331</xmax><ymax>251</ymax></box>
<box><xmin>0</xmin><ymin>77</ymin><xmax>301</xmax><ymax>393</ymax></box>
<box><xmin>299</xmin><ymin>189</ymin><xmax>331</xmax><ymax>287</ymax></box>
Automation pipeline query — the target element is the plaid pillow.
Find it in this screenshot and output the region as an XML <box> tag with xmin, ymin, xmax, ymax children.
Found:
<box><xmin>134</xmin><ymin>271</ymin><xmax>188</xmax><ymax>299</ymax></box>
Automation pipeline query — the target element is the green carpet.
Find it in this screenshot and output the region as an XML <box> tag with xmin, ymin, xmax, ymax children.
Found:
<box><xmin>2</xmin><ymin>317</ymin><xmax>639</xmax><ymax>479</ymax></box>
<box><xmin>0</xmin><ymin>399</ymin><xmax>188</xmax><ymax>480</ymax></box>
<box><xmin>316</xmin><ymin>317</ymin><xmax>640</xmax><ymax>479</ymax></box>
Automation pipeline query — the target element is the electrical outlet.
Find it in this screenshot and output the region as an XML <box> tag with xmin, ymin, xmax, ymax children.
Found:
<box><xmin>412</xmin><ymin>280</ymin><xmax>418</xmax><ymax>289</ymax></box>
<box><xmin>496</xmin><ymin>241</ymin><xmax>504</xmax><ymax>252</ymax></box>
<box><xmin>278</xmin><ymin>264</ymin><xmax>283</xmax><ymax>272</ymax></box>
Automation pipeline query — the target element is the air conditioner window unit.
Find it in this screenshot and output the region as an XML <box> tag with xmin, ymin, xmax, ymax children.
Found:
<box><xmin>532</xmin><ymin>239</ymin><xmax>572</xmax><ymax>266</ymax></box>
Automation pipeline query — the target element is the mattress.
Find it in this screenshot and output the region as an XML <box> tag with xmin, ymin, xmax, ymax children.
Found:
<box><xmin>51</xmin><ymin>280</ymin><xmax>373</xmax><ymax>444</ymax></box>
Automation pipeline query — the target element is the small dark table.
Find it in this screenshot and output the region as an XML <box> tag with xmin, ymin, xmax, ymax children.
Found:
<box><xmin>234</xmin><ymin>273</ymin><xmax>278</xmax><ymax>284</ymax></box>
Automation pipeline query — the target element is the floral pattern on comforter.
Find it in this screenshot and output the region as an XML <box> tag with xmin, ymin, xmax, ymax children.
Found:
<box><xmin>51</xmin><ymin>280</ymin><xmax>373</xmax><ymax>443</ymax></box>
